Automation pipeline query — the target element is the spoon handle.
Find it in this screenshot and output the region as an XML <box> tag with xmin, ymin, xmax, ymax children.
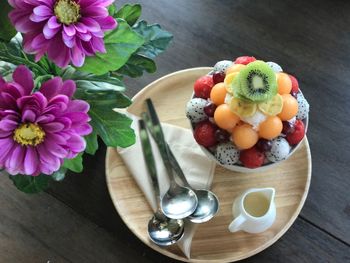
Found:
<box><xmin>166</xmin><ymin>144</ymin><xmax>191</xmax><ymax>187</ymax></box>
<box><xmin>139</xmin><ymin>120</ymin><xmax>161</xmax><ymax>207</ymax></box>
<box><xmin>142</xmin><ymin>100</ymin><xmax>177</xmax><ymax>182</ymax></box>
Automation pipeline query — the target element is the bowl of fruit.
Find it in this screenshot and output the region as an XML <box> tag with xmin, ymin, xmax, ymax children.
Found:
<box><xmin>186</xmin><ymin>56</ymin><xmax>309</xmax><ymax>172</ymax></box>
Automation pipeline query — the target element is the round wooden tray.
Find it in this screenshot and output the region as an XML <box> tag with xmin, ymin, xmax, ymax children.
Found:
<box><xmin>105</xmin><ymin>68</ymin><xmax>312</xmax><ymax>263</ymax></box>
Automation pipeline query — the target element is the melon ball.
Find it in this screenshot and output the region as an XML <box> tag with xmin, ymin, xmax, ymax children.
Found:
<box><xmin>258</xmin><ymin>116</ymin><xmax>283</xmax><ymax>140</ymax></box>
<box><xmin>278</xmin><ymin>94</ymin><xmax>298</xmax><ymax>121</ymax></box>
<box><xmin>232</xmin><ymin>124</ymin><xmax>259</xmax><ymax>150</ymax></box>
<box><xmin>214</xmin><ymin>104</ymin><xmax>240</xmax><ymax>131</ymax></box>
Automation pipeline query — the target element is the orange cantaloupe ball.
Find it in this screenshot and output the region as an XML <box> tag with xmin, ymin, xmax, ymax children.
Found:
<box><xmin>214</xmin><ymin>104</ymin><xmax>240</xmax><ymax>131</ymax></box>
<box><xmin>232</xmin><ymin>124</ymin><xmax>259</xmax><ymax>150</ymax></box>
<box><xmin>277</xmin><ymin>72</ymin><xmax>292</xmax><ymax>94</ymax></box>
<box><xmin>226</xmin><ymin>64</ymin><xmax>246</xmax><ymax>75</ymax></box>
<box><xmin>210</xmin><ymin>83</ymin><xmax>227</xmax><ymax>105</ymax></box>
<box><xmin>258</xmin><ymin>116</ymin><xmax>283</xmax><ymax>140</ymax></box>
<box><xmin>278</xmin><ymin>94</ymin><xmax>298</xmax><ymax>120</ymax></box>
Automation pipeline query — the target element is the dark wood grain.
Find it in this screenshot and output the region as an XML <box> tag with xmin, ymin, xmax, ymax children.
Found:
<box><xmin>1</xmin><ymin>0</ymin><xmax>350</xmax><ymax>262</ymax></box>
<box><xmin>0</xmin><ymin>176</ymin><xmax>159</xmax><ymax>263</ymax></box>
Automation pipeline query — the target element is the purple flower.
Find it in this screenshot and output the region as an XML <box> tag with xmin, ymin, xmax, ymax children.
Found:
<box><xmin>8</xmin><ymin>0</ymin><xmax>117</xmax><ymax>68</ymax></box>
<box><xmin>0</xmin><ymin>65</ymin><xmax>92</xmax><ymax>176</ymax></box>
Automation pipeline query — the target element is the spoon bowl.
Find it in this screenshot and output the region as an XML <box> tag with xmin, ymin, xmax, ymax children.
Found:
<box><xmin>148</xmin><ymin>210</ymin><xmax>185</xmax><ymax>246</ymax></box>
<box><xmin>161</xmin><ymin>185</ymin><xmax>198</xmax><ymax>219</ymax></box>
<box><xmin>188</xmin><ymin>189</ymin><xmax>219</xmax><ymax>223</ymax></box>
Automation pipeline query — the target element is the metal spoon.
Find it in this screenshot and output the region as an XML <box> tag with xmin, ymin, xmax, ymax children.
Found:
<box><xmin>143</xmin><ymin>99</ymin><xmax>198</xmax><ymax>219</ymax></box>
<box><xmin>139</xmin><ymin>120</ymin><xmax>184</xmax><ymax>246</ymax></box>
<box><xmin>167</xmin><ymin>147</ymin><xmax>219</xmax><ymax>223</ymax></box>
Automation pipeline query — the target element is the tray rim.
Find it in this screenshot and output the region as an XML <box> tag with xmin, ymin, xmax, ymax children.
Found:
<box><xmin>105</xmin><ymin>67</ymin><xmax>312</xmax><ymax>263</ymax></box>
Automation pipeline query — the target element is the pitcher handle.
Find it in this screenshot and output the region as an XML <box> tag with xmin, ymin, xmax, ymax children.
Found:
<box><xmin>228</xmin><ymin>215</ymin><xmax>246</xmax><ymax>232</ymax></box>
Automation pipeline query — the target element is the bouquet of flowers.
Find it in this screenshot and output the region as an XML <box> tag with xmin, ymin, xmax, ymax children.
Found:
<box><xmin>0</xmin><ymin>0</ymin><xmax>172</xmax><ymax>193</ymax></box>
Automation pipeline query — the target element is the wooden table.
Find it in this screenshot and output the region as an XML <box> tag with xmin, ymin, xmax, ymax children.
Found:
<box><xmin>1</xmin><ymin>0</ymin><xmax>349</xmax><ymax>262</ymax></box>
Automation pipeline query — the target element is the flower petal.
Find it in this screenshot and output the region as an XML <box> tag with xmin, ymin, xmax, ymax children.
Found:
<box><xmin>42</xmin><ymin>122</ymin><xmax>65</xmax><ymax>133</ymax></box>
<box><xmin>47</xmin><ymin>16</ymin><xmax>61</xmax><ymax>29</ymax></box>
<box><xmin>33</xmin><ymin>5</ymin><xmax>52</xmax><ymax>17</ymax></box>
<box><xmin>0</xmin><ymin>119</ymin><xmax>18</xmax><ymax>131</ymax></box>
<box><xmin>70</xmin><ymin>45</ymin><xmax>85</xmax><ymax>67</ymax></box>
<box><xmin>96</xmin><ymin>16</ymin><xmax>117</xmax><ymax>30</ymax></box>
<box><xmin>43</xmin><ymin>22</ymin><xmax>60</xmax><ymax>39</ymax></box>
<box><xmin>64</xmin><ymin>25</ymin><xmax>76</xmax><ymax>37</ymax></box>
<box><xmin>66</xmin><ymin>134</ymin><xmax>86</xmax><ymax>152</ymax></box>
<box><xmin>6</xmin><ymin>145</ymin><xmax>25</xmax><ymax>172</ymax></box>
<box><xmin>21</xmin><ymin>109</ymin><xmax>37</xmax><ymax>123</ymax></box>
<box><xmin>60</xmin><ymin>80</ymin><xmax>76</xmax><ymax>98</ymax></box>
<box><xmin>24</xmin><ymin>147</ymin><xmax>39</xmax><ymax>175</ymax></box>
<box><xmin>40</xmin><ymin>77</ymin><xmax>63</xmax><ymax>100</ymax></box>
<box><xmin>73</xmin><ymin>123</ymin><xmax>92</xmax><ymax>136</ymax></box>
<box><xmin>67</xmin><ymin>100</ymin><xmax>89</xmax><ymax>113</ymax></box>
<box><xmin>12</xmin><ymin>65</ymin><xmax>34</xmax><ymax>94</ymax></box>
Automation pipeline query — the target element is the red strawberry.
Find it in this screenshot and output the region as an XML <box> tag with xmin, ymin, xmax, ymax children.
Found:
<box><xmin>194</xmin><ymin>75</ymin><xmax>214</xmax><ymax>99</ymax></box>
<box><xmin>234</xmin><ymin>56</ymin><xmax>256</xmax><ymax>65</ymax></box>
<box><xmin>289</xmin><ymin>74</ymin><xmax>299</xmax><ymax>94</ymax></box>
<box><xmin>286</xmin><ymin>120</ymin><xmax>305</xmax><ymax>145</ymax></box>
<box><xmin>239</xmin><ymin>146</ymin><xmax>265</xmax><ymax>168</ymax></box>
<box><xmin>194</xmin><ymin>120</ymin><xmax>217</xmax><ymax>147</ymax></box>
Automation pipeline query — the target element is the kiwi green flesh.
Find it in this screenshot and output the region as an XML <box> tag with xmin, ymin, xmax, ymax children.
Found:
<box><xmin>232</xmin><ymin>77</ymin><xmax>256</xmax><ymax>102</ymax></box>
<box><xmin>238</xmin><ymin>61</ymin><xmax>277</xmax><ymax>102</ymax></box>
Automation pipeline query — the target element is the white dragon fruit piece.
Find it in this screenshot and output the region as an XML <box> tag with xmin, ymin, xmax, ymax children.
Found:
<box><xmin>266</xmin><ymin>61</ymin><xmax>283</xmax><ymax>73</ymax></box>
<box><xmin>186</xmin><ymin>98</ymin><xmax>208</xmax><ymax>123</ymax></box>
<box><xmin>266</xmin><ymin>137</ymin><xmax>291</xmax><ymax>162</ymax></box>
<box><xmin>214</xmin><ymin>60</ymin><xmax>233</xmax><ymax>74</ymax></box>
<box><xmin>215</xmin><ymin>142</ymin><xmax>240</xmax><ymax>166</ymax></box>
<box><xmin>296</xmin><ymin>92</ymin><xmax>310</xmax><ymax>120</ymax></box>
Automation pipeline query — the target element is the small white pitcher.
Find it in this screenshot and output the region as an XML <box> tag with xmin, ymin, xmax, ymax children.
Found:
<box><xmin>228</xmin><ymin>188</ymin><xmax>276</xmax><ymax>234</ymax></box>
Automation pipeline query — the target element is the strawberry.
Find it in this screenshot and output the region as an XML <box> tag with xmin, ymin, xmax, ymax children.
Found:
<box><xmin>239</xmin><ymin>146</ymin><xmax>265</xmax><ymax>168</ymax></box>
<box><xmin>289</xmin><ymin>74</ymin><xmax>299</xmax><ymax>94</ymax></box>
<box><xmin>194</xmin><ymin>75</ymin><xmax>214</xmax><ymax>99</ymax></box>
<box><xmin>286</xmin><ymin>120</ymin><xmax>305</xmax><ymax>145</ymax></box>
<box><xmin>194</xmin><ymin>120</ymin><xmax>217</xmax><ymax>147</ymax></box>
<box><xmin>234</xmin><ymin>56</ymin><xmax>256</xmax><ymax>65</ymax></box>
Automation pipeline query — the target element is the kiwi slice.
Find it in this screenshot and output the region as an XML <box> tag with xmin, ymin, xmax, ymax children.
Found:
<box><xmin>258</xmin><ymin>94</ymin><xmax>283</xmax><ymax>116</ymax></box>
<box><xmin>230</xmin><ymin>98</ymin><xmax>257</xmax><ymax>117</ymax></box>
<box><xmin>237</xmin><ymin>61</ymin><xmax>277</xmax><ymax>102</ymax></box>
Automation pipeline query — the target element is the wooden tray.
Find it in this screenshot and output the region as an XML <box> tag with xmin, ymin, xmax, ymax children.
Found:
<box><xmin>105</xmin><ymin>68</ymin><xmax>312</xmax><ymax>263</ymax></box>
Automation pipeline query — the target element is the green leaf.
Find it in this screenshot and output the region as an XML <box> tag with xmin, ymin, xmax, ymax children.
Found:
<box><xmin>0</xmin><ymin>35</ymin><xmax>47</xmax><ymax>75</ymax></box>
<box><xmin>0</xmin><ymin>61</ymin><xmax>16</xmax><ymax>80</ymax></box>
<box><xmin>115</xmin><ymin>4</ymin><xmax>142</xmax><ymax>26</ymax></box>
<box><xmin>117</xmin><ymin>54</ymin><xmax>156</xmax><ymax>78</ymax></box>
<box><xmin>133</xmin><ymin>21</ymin><xmax>173</xmax><ymax>59</ymax></box>
<box><xmin>9</xmin><ymin>174</ymin><xmax>50</xmax><ymax>194</ymax></box>
<box><xmin>74</xmin><ymin>83</ymin><xmax>135</xmax><ymax>147</ymax></box>
<box><xmin>85</xmin><ymin>130</ymin><xmax>99</xmax><ymax>155</ymax></box>
<box><xmin>63</xmin><ymin>154</ymin><xmax>83</xmax><ymax>173</ymax></box>
<box><xmin>79</xmin><ymin>19</ymin><xmax>144</xmax><ymax>75</ymax></box>
<box><xmin>0</xmin><ymin>2</ymin><xmax>17</xmax><ymax>42</ymax></box>
<box><xmin>52</xmin><ymin>167</ymin><xmax>67</xmax><ymax>182</ymax></box>
<box><xmin>90</xmin><ymin>110</ymin><xmax>135</xmax><ymax>148</ymax></box>
<box><xmin>108</xmin><ymin>4</ymin><xmax>116</xmax><ymax>16</ymax></box>
<box><xmin>63</xmin><ymin>66</ymin><xmax>126</xmax><ymax>92</ymax></box>
<box><xmin>75</xmin><ymin>81</ymin><xmax>131</xmax><ymax>107</ymax></box>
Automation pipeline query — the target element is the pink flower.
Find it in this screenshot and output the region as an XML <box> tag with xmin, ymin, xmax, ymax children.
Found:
<box><xmin>0</xmin><ymin>65</ymin><xmax>92</xmax><ymax>176</ymax></box>
<box><xmin>8</xmin><ymin>0</ymin><xmax>117</xmax><ymax>67</ymax></box>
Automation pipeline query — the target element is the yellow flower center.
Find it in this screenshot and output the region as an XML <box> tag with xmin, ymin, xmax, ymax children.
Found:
<box><xmin>54</xmin><ymin>0</ymin><xmax>81</xmax><ymax>25</ymax></box>
<box><xmin>13</xmin><ymin>123</ymin><xmax>45</xmax><ymax>146</ymax></box>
